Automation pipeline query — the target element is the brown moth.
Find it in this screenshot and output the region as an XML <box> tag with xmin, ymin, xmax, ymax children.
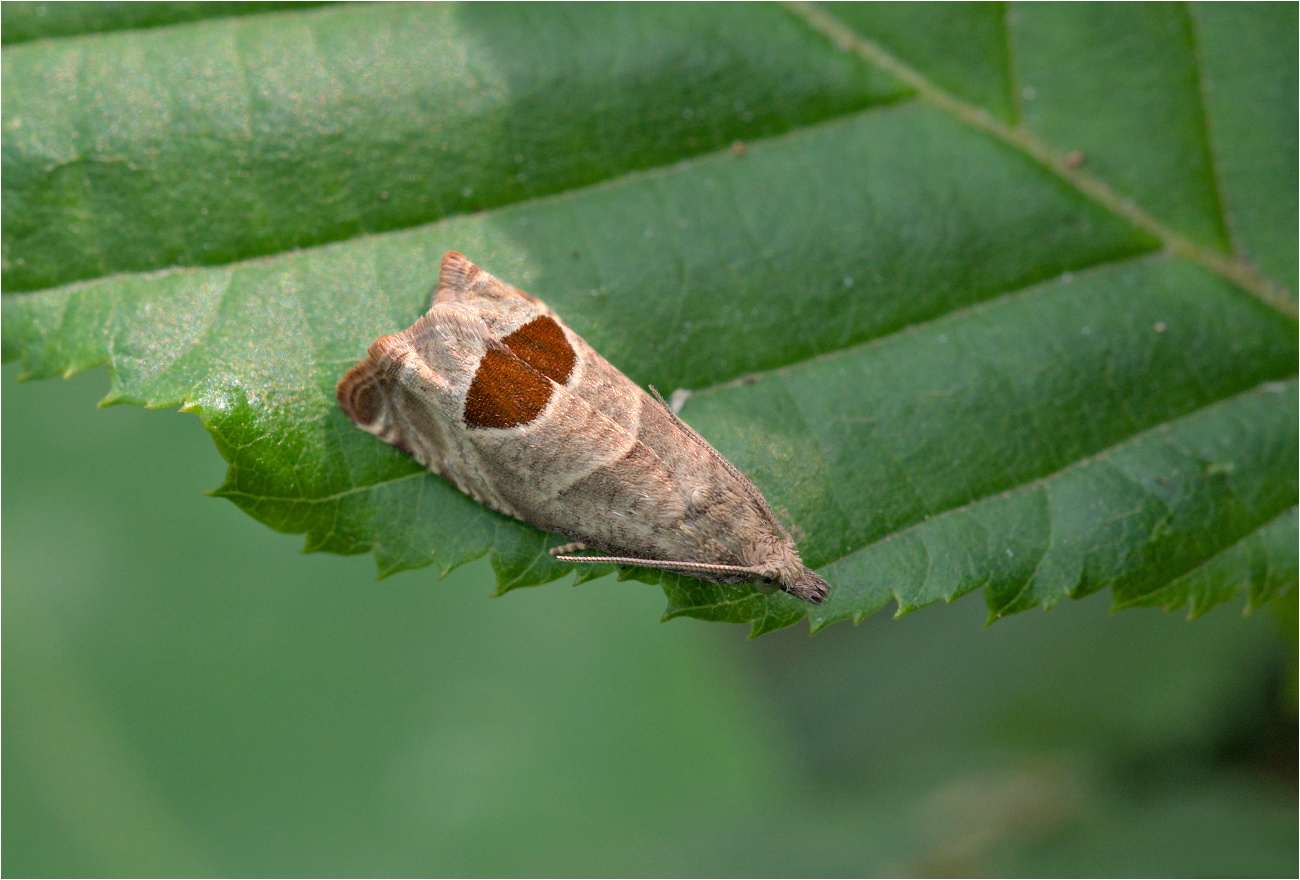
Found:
<box><xmin>336</xmin><ymin>252</ymin><xmax>829</xmax><ymax>603</ymax></box>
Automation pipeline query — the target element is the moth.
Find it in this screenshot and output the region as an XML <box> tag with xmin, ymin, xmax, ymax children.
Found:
<box><xmin>336</xmin><ymin>252</ymin><xmax>829</xmax><ymax>603</ymax></box>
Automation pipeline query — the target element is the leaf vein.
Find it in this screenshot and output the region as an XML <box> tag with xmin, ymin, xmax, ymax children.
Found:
<box><xmin>832</xmin><ymin>377</ymin><xmax>1296</xmax><ymax>583</ymax></box>
<box><xmin>784</xmin><ymin>0</ymin><xmax>1296</xmax><ymax>318</ymax></box>
<box><xmin>220</xmin><ymin>470</ymin><xmax>425</xmax><ymax>506</ymax></box>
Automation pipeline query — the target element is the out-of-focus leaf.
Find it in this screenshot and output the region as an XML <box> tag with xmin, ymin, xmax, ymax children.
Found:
<box><xmin>2</xmin><ymin>3</ymin><xmax>1295</xmax><ymax>634</ymax></box>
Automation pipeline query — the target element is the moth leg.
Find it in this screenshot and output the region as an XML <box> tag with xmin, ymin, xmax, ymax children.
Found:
<box><xmin>549</xmin><ymin>542</ymin><xmax>588</xmax><ymax>556</ymax></box>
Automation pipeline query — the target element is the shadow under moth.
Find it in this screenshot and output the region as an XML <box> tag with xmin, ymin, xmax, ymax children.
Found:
<box><xmin>336</xmin><ymin>252</ymin><xmax>829</xmax><ymax>603</ymax></box>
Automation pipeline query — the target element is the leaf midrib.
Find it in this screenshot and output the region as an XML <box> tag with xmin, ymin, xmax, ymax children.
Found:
<box><xmin>785</xmin><ymin>0</ymin><xmax>1296</xmax><ymax>319</ymax></box>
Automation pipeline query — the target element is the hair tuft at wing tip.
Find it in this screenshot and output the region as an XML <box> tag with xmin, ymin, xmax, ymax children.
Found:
<box><xmin>790</xmin><ymin>567</ymin><xmax>829</xmax><ymax>604</ymax></box>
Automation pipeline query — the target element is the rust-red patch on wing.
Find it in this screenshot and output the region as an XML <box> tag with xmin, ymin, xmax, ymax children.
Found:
<box><xmin>464</xmin><ymin>346</ymin><xmax>554</xmax><ymax>429</ymax></box>
<box><xmin>502</xmin><ymin>316</ymin><xmax>575</xmax><ymax>384</ymax></box>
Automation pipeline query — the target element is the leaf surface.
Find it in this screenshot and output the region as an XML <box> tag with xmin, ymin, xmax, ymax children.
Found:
<box><xmin>3</xmin><ymin>2</ymin><xmax>1295</xmax><ymax>634</ymax></box>
<box><xmin>2</xmin><ymin>2</ymin><xmax>898</xmax><ymax>291</ymax></box>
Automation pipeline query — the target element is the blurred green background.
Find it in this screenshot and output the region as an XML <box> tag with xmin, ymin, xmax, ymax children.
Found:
<box><xmin>3</xmin><ymin>1</ymin><xmax>1297</xmax><ymax>875</ymax></box>
<box><xmin>4</xmin><ymin>361</ymin><xmax>1295</xmax><ymax>875</ymax></box>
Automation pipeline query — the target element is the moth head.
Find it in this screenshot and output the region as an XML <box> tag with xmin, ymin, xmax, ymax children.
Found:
<box><xmin>337</xmin><ymin>358</ymin><xmax>389</xmax><ymax>428</ymax></box>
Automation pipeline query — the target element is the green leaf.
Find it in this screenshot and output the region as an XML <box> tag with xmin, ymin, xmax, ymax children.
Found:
<box><xmin>1</xmin><ymin>2</ymin><xmax>899</xmax><ymax>291</ymax></box>
<box><xmin>3</xmin><ymin>2</ymin><xmax>1295</xmax><ymax>634</ymax></box>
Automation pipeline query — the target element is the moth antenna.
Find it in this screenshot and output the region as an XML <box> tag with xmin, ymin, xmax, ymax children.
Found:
<box><xmin>554</xmin><ymin>554</ymin><xmax>760</xmax><ymax>576</ymax></box>
<box><xmin>646</xmin><ymin>384</ymin><xmax>790</xmax><ymax>539</ymax></box>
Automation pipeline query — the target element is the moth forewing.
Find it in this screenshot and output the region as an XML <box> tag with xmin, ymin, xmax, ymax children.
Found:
<box><xmin>336</xmin><ymin>251</ymin><xmax>829</xmax><ymax>604</ymax></box>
